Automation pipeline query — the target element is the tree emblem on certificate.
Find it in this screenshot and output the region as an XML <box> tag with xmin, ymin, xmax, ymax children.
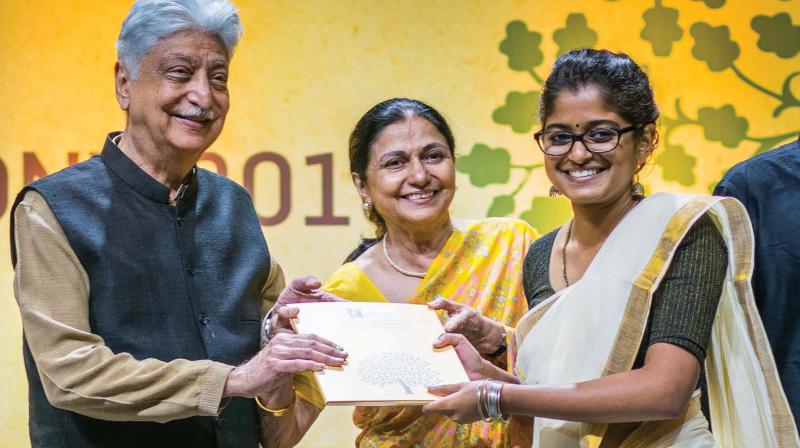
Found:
<box><xmin>358</xmin><ymin>352</ymin><xmax>442</xmax><ymax>394</ymax></box>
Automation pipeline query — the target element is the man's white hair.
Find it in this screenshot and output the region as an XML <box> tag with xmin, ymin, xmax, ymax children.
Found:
<box><xmin>116</xmin><ymin>0</ymin><xmax>243</xmax><ymax>78</ymax></box>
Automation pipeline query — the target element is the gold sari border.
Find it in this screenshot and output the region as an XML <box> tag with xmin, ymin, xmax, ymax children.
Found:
<box><xmin>719</xmin><ymin>198</ymin><xmax>798</xmax><ymax>445</ymax></box>
<box><xmin>603</xmin><ymin>197</ymin><xmax>715</xmax><ymax>377</ymax></box>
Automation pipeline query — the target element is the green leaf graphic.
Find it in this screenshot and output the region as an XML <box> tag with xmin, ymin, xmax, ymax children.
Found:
<box><xmin>690</xmin><ymin>22</ymin><xmax>739</xmax><ymax>71</ymax></box>
<box><xmin>751</xmin><ymin>13</ymin><xmax>800</xmax><ymax>59</ymax></box>
<box><xmin>691</xmin><ymin>0</ymin><xmax>725</xmax><ymax>8</ymax></box>
<box><xmin>488</xmin><ymin>195</ymin><xmax>516</xmax><ymax>217</ymax></box>
<box><xmin>696</xmin><ymin>104</ymin><xmax>749</xmax><ymax>148</ymax></box>
<box><xmin>553</xmin><ymin>13</ymin><xmax>598</xmax><ymax>56</ymax></box>
<box><xmin>519</xmin><ymin>196</ymin><xmax>573</xmax><ymax>235</ymax></box>
<box><xmin>657</xmin><ymin>143</ymin><xmax>697</xmax><ymax>186</ymax></box>
<box><xmin>641</xmin><ymin>3</ymin><xmax>683</xmax><ymax>57</ymax></box>
<box><xmin>499</xmin><ymin>21</ymin><xmax>544</xmax><ymax>71</ymax></box>
<box><xmin>456</xmin><ymin>144</ymin><xmax>512</xmax><ymax>187</ymax></box>
<box><xmin>493</xmin><ymin>90</ymin><xmax>540</xmax><ymax>133</ymax></box>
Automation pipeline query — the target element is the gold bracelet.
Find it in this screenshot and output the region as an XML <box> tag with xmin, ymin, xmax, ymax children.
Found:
<box><xmin>255</xmin><ymin>389</ymin><xmax>296</xmax><ymax>417</ymax></box>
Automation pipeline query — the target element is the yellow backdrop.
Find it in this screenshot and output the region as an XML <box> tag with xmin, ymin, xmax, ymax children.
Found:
<box><xmin>1</xmin><ymin>1</ymin><xmax>798</xmax><ymax>447</ymax></box>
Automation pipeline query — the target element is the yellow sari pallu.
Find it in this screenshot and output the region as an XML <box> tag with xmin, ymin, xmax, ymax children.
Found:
<box><xmin>514</xmin><ymin>193</ymin><xmax>799</xmax><ymax>447</ymax></box>
<box><xmin>322</xmin><ymin>218</ymin><xmax>536</xmax><ymax>448</ymax></box>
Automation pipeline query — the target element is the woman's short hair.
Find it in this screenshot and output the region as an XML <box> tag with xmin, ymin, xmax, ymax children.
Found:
<box><xmin>540</xmin><ymin>49</ymin><xmax>659</xmax><ymax>137</ymax></box>
<box><xmin>347</xmin><ymin>98</ymin><xmax>455</xmax><ymax>242</ymax></box>
<box><xmin>117</xmin><ymin>0</ymin><xmax>243</xmax><ymax>78</ymax></box>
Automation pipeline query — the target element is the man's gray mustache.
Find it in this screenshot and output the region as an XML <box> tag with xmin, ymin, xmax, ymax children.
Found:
<box><xmin>175</xmin><ymin>106</ymin><xmax>216</xmax><ymax>121</ymax></box>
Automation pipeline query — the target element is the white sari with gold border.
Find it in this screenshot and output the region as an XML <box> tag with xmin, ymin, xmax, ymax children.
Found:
<box><xmin>514</xmin><ymin>193</ymin><xmax>799</xmax><ymax>447</ymax></box>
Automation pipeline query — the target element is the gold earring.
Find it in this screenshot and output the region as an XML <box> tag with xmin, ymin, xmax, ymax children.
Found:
<box><xmin>363</xmin><ymin>201</ymin><xmax>373</xmax><ymax>212</ymax></box>
<box><xmin>631</xmin><ymin>175</ymin><xmax>645</xmax><ymax>198</ymax></box>
<box><xmin>549</xmin><ymin>186</ymin><xmax>560</xmax><ymax>197</ymax></box>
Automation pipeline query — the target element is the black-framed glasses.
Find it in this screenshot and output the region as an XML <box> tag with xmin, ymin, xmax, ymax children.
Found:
<box><xmin>533</xmin><ymin>124</ymin><xmax>642</xmax><ymax>156</ymax></box>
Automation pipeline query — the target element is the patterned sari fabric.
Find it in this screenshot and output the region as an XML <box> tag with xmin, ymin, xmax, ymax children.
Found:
<box><xmin>515</xmin><ymin>194</ymin><xmax>799</xmax><ymax>447</ymax></box>
<box><xmin>322</xmin><ymin>218</ymin><xmax>537</xmax><ymax>448</ymax></box>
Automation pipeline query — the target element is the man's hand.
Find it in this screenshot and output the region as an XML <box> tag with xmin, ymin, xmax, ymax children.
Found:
<box><xmin>427</xmin><ymin>297</ymin><xmax>506</xmax><ymax>355</ymax></box>
<box><xmin>223</xmin><ymin>332</ymin><xmax>347</xmax><ymax>401</ymax></box>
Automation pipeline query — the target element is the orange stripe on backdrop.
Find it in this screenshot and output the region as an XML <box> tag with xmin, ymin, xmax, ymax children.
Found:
<box><xmin>0</xmin><ymin>1</ymin><xmax>798</xmax><ymax>446</ymax></box>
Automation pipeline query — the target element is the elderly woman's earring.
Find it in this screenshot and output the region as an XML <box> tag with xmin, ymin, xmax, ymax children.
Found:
<box><xmin>363</xmin><ymin>201</ymin><xmax>373</xmax><ymax>217</ymax></box>
<box><xmin>549</xmin><ymin>186</ymin><xmax>561</xmax><ymax>197</ymax></box>
<box><xmin>631</xmin><ymin>175</ymin><xmax>645</xmax><ymax>198</ymax></box>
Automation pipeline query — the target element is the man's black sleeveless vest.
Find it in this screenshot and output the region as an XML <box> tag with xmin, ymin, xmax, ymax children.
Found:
<box><xmin>11</xmin><ymin>135</ymin><xmax>268</xmax><ymax>447</ymax></box>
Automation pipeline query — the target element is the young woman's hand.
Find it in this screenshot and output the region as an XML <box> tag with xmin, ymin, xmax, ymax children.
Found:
<box><xmin>432</xmin><ymin>333</ymin><xmax>489</xmax><ymax>380</ymax></box>
<box><xmin>422</xmin><ymin>381</ymin><xmax>482</xmax><ymax>424</ymax></box>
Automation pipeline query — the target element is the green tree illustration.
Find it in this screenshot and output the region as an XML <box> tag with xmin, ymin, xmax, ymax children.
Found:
<box><xmin>461</xmin><ymin>3</ymin><xmax>799</xmax><ymax>229</ymax></box>
<box><xmin>493</xmin><ymin>91</ymin><xmax>540</xmax><ymax>133</ymax></box>
<box><xmin>696</xmin><ymin>105</ymin><xmax>749</xmax><ymax>148</ymax></box>
<box><xmin>500</xmin><ymin>20</ymin><xmax>545</xmax><ymax>84</ymax></box>
<box><xmin>519</xmin><ymin>197</ymin><xmax>573</xmax><ymax>232</ymax></box>
<box><xmin>689</xmin><ymin>19</ymin><xmax>800</xmax><ymax>117</ymax></box>
<box><xmin>691</xmin><ymin>0</ymin><xmax>726</xmax><ymax>9</ymax></box>
<box><xmin>752</xmin><ymin>13</ymin><xmax>800</xmax><ymax>59</ymax></box>
<box><xmin>657</xmin><ymin>143</ymin><xmax>696</xmax><ymax>186</ymax></box>
<box><xmin>553</xmin><ymin>14</ymin><xmax>598</xmax><ymax>57</ymax></box>
<box><xmin>690</xmin><ymin>22</ymin><xmax>740</xmax><ymax>71</ymax></box>
<box><xmin>641</xmin><ymin>0</ymin><xmax>683</xmax><ymax>57</ymax></box>
<box><xmin>456</xmin><ymin>144</ymin><xmax>512</xmax><ymax>187</ymax></box>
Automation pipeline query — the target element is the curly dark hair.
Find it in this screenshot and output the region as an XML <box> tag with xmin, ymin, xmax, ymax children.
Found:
<box><xmin>540</xmin><ymin>49</ymin><xmax>660</xmax><ymax>145</ymax></box>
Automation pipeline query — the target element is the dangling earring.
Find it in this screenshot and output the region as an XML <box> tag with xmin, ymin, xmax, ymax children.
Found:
<box><xmin>363</xmin><ymin>201</ymin><xmax>373</xmax><ymax>216</ymax></box>
<box><xmin>631</xmin><ymin>175</ymin><xmax>645</xmax><ymax>199</ymax></box>
<box><xmin>549</xmin><ymin>186</ymin><xmax>561</xmax><ymax>197</ymax></box>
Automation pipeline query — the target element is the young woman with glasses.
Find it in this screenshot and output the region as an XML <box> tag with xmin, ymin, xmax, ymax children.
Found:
<box><xmin>423</xmin><ymin>49</ymin><xmax>798</xmax><ymax>447</ymax></box>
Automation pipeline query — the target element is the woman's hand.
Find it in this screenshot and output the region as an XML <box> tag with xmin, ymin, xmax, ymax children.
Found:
<box><xmin>422</xmin><ymin>381</ymin><xmax>482</xmax><ymax>424</ymax></box>
<box><xmin>271</xmin><ymin>276</ymin><xmax>346</xmax><ymax>334</ymax></box>
<box><xmin>433</xmin><ymin>333</ymin><xmax>488</xmax><ymax>380</ymax></box>
<box><xmin>428</xmin><ymin>297</ymin><xmax>506</xmax><ymax>355</ymax></box>
<box><xmin>275</xmin><ymin>276</ymin><xmax>345</xmax><ymax>307</ymax></box>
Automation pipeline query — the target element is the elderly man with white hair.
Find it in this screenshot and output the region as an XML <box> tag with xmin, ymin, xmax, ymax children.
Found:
<box><xmin>10</xmin><ymin>1</ymin><xmax>343</xmax><ymax>447</ymax></box>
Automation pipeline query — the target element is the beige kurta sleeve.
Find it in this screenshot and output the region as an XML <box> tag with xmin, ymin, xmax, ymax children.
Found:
<box><xmin>12</xmin><ymin>190</ymin><xmax>234</xmax><ymax>423</ymax></box>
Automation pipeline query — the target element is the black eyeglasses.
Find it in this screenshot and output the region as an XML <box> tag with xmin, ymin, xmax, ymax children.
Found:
<box><xmin>533</xmin><ymin>124</ymin><xmax>642</xmax><ymax>156</ymax></box>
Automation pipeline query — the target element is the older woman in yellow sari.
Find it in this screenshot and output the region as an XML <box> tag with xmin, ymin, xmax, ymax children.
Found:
<box><xmin>310</xmin><ymin>98</ymin><xmax>536</xmax><ymax>447</ymax></box>
<box><xmin>422</xmin><ymin>49</ymin><xmax>799</xmax><ymax>447</ymax></box>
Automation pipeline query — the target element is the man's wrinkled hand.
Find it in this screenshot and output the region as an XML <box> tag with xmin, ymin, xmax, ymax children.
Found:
<box><xmin>223</xmin><ymin>332</ymin><xmax>347</xmax><ymax>399</ymax></box>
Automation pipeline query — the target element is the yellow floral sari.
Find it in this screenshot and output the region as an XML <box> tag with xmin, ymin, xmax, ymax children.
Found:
<box><xmin>319</xmin><ymin>218</ymin><xmax>536</xmax><ymax>448</ymax></box>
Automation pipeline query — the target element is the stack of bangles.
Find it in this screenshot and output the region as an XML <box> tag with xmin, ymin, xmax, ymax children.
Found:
<box><xmin>254</xmin><ymin>388</ymin><xmax>296</xmax><ymax>417</ymax></box>
<box><xmin>476</xmin><ymin>378</ymin><xmax>510</xmax><ymax>423</ymax></box>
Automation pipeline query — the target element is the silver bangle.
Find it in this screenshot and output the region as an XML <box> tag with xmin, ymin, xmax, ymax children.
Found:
<box><xmin>482</xmin><ymin>380</ymin><xmax>510</xmax><ymax>423</ymax></box>
<box><xmin>261</xmin><ymin>309</ymin><xmax>274</xmax><ymax>348</ymax></box>
<box><xmin>476</xmin><ymin>379</ymin><xmax>489</xmax><ymax>420</ymax></box>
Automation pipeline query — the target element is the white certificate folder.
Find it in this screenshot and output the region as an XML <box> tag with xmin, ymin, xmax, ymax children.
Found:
<box><xmin>289</xmin><ymin>302</ymin><xmax>469</xmax><ymax>406</ymax></box>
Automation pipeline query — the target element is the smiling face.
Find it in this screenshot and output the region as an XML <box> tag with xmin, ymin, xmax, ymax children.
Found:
<box><xmin>354</xmin><ymin>115</ymin><xmax>456</xmax><ymax>233</ymax></box>
<box><xmin>542</xmin><ymin>84</ymin><xmax>654</xmax><ymax>208</ymax></box>
<box><xmin>115</xmin><ymin>29</ymin><xmax>230</xmax><ymax>158</ymax></box>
